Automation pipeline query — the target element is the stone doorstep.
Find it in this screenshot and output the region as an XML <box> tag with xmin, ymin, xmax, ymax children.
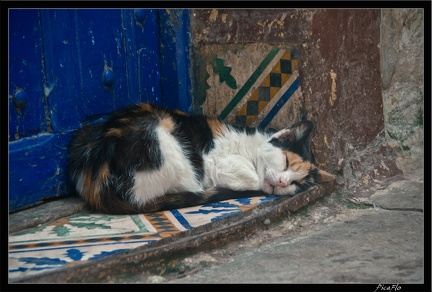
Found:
<box><xmin>9</xmin><ymin>196</ymin><xmax>87</xmax><ymax>234</ymax></box>
<box><xmin>10</xmin><ymin>181</ymin><xmax>336</xmax><ymax>283</ymax></box>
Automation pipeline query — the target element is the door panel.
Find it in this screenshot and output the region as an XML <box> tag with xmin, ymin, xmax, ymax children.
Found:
<box><xmin>159</xmin><ymin>9</ymin><xmax>191</xmax><ymax>111</ymax></box>
<box><xmin>123</xmin><ymin>9</ymin><xmax>163</xmax><ymax>106</ymax></box>
<box><xmin>9</xmin><ymin>9</ymin><xmax>46</xmax><ymax>141</ymax></box>
<box><xmin>9</xmin><ymin>133</ymin><xmax>71</xmax><ymax>210</ymax></box>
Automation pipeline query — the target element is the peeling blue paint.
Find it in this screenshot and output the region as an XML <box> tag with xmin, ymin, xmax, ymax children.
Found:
<box><xmin>9</xmin><ymin>9</ymin><xmax>192</xmax><ymax>211</ymax></box>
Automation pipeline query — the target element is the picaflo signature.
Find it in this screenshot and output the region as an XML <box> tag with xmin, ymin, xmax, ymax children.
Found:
<box><xmin>374</xmin><ymin>284</ymin><xmax>401</xmax><ymax>292</ymax></box>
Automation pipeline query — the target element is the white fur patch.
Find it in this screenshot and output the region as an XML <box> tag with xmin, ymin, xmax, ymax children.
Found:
<box><xmin>203</xmin><ymin>129</ymin><xmax>268</xmax><ymax>191</ymax></box>
<box><xmin>131</xmin><ymin>126</ymin><xmax>203</xmax><ymax>206</ymax></box>
<box><xmin>270</xmin><ymin>128</ymin><xmax>290</xmax><ymax>140</ymax></box>
<box><xmin>204</xmin><ymin>154</ymin><xmax>260</xmax><ymax>190</ymax></box>
<box><xmin>76</xmin><ymin>171</ymin><xmax>84</xmax><ymax>197</ymax></box>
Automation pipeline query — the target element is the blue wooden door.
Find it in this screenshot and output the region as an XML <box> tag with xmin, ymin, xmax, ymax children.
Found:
<box><xmin>9</xmin><ymin>9</ymin><xmax>191</xmax><ymax>212</ymax></box>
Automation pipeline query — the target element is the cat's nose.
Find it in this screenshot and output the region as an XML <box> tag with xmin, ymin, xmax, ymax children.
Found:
<box><xmin>275</xmin><ymin>178</ymin><xmax>288</xmax><ymax>187</ymax></box>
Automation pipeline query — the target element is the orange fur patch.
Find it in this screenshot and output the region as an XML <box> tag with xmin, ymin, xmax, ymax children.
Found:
<box><xmin>136</xmin><ymin>103</ymin><xmax>155</xmax><ymax>113</ymax></box>
<box><xmin>159</xmin><ymin>116</ymin><xmax>175</xmax><ymax>132</ymax></box>
<box><xmin>105</xmin><ymin>127</ymin><xmax>123</xmax><ymax>137</ymax></box>
<box><xmin>118</xmin><ymin>117</ymin><xmax>131</xmax><ymax>124</ymax></box>
<box><xmin>82</xmin><ymin>162</ymin><xmax>110</xmax><ymax>211</ymax></box>
<box><xmin>99</xmin><ymin>162</ymin><xmax>110</xmax><ymax>182</ymax></box>
<box><xmin>284</xmin><ymin>151</ymin><xmax>312</xmax><ymax>173</ymax></box>
<box><xmin>318</xmin><ymin>169</ymin><xmax>336</xmax><ymax>182</ymax></box>
<box><xmin>207</xmin><ymin>118</ymin><xmax>227</xmax><ymax>137</ymax></box>
<box><xmin>82</xmin><ymin>168</ymin><xmax>101</xmax><ymax>210</ymax></box>
<box><xmin>172</xmin><ymin>109</ymin><xmax>189</xmax><ymax>116</ymax></box>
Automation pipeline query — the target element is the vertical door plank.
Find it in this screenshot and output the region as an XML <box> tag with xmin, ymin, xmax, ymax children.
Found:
<box><xmin>9</xmin><ymin>9</ymin><xmax>46</xmax><ymax>141</ymax></box>
<box><xmin>73</xmin><ymin>9</ymin><xmax>129</xmax><ymax>122</ymax></box>
<box><xmin>159</xmin><ymin>9</ymin><xmax>192</xmax><ymax>112</ymax></box>
<box><xmin>39</xmin><ymin>9</ymin><xmax>81</xmax><ymax>132</ymax></box>
<box><xmin>122</xmin><ymin>9</ymin><xmax>163</xmax><ymax>106</ymax></box>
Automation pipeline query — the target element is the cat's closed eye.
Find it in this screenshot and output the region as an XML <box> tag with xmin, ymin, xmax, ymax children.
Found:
<box><xmin>284</xmin><ymin>154</ymin><xmax>289</xmax><ymax>171</ymax></box>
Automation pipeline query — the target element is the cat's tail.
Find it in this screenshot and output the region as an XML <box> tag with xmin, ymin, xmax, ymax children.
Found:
<box><xmin>140</xmin><ymin>188</ymin><xmax>269</xmax><ymax>214</ymax></box>
<box><xmin>96</xmin><ymin>188</ymin><xmax>269</xmax><ymax>215</ymax></box>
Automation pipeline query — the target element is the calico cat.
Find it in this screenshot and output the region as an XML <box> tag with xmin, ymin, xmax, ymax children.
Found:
<box><xmin>67</xmin><ymin>103</ymin><xmax>335</xmax><ymax>215</ymax></box>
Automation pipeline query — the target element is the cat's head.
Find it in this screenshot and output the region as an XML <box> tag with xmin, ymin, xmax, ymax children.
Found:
<box><xmin>257</xmin><ymin>121</ymin><xmax>335</xmax><ymax>195</ymax></box>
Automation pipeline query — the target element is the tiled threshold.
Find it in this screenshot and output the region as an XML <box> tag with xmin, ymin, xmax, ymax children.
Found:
<box><xmin>9</xmin><ymin>181</ymin><xmax>335</xmax><ymax>283</ymax></box>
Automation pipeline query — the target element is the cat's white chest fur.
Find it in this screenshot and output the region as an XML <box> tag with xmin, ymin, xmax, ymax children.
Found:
<box><xmin>203</xmin><ymin>130</ymin><xmax>268</xmax><ymax>191</ymax></box>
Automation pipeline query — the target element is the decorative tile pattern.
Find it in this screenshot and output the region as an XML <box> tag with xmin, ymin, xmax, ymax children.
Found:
<box><xmin>227</xmin><ymin>49</ymin><xmax>300</xmax><ymax>128</ymax></box>
<box><xmin>9</xmin><ymin>195</ymin><xmax>279</xmax><ymax>281</ymax></box>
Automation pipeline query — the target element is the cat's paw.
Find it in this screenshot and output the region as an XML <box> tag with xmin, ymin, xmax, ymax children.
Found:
<box><xmin>238</xmin><ymin>172</ymin><xmax>261</xmax><ymax>190</ymax></box>
<box><xmin>218</xmin><ymin>170</ymin><xmax>260</xmax><ymax>190</ymax></box>
<box><xmin>205</xmin><ymin>154</ymin><xmax>261</xmax><ymax>191</ymax></box>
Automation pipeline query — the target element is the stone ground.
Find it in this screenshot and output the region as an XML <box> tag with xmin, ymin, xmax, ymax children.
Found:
<box><xmin>112</xmin><ymin>156</ymin><xmax>426</xmax><ymax>285</ymax></box>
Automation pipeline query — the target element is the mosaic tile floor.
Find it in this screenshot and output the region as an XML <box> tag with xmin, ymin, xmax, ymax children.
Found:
<box><xmin>9</xmin><ymin>195</ymin><xmax>279</xmax><ymax>281</ymax></box>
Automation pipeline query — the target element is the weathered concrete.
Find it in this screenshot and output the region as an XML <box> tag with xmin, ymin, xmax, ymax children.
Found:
<box><xmin>338</xmin><ymin>133</ymin><xmax>404</xmax><ymax>198</ymax></box>
<box><xmin>370</xmin><ymin>179</ymin><xmax>424</xmax><ymax>211</ymax></box>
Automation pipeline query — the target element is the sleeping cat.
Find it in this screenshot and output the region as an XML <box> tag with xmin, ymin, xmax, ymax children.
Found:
<box><xmin>67</xmin><ymin>102</ymin><xmax>335</xmax><ymax>214</ymax></box>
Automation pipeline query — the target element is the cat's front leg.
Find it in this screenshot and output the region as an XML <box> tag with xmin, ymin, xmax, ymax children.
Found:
<box><xmin>206</xmin><ymin>155</ymin><xmax>261</xmax><ymax>191</ymax></box>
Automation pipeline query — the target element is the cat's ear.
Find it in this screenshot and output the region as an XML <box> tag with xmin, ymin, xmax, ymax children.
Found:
<box><xmin>269</xmin><ymin>120</ymin><xmax>313</xmax><ymax>145</ymax></box>
<box><xmin>288</xmin><ymin>120</ymin><xmax>314</xmax><ymax>144</ymax></box>
<box><xmin>270</xmin><ymin>128</ymin><xmax>291</xmax><ymax>140</ymax></box>
<box><xmin>317</xmin><ymin>169</ymin><xmax>336</xmax><ymax>182</ymax></box>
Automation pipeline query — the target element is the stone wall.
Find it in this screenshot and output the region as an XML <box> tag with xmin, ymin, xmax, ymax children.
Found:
<box><xmin>189</xmin><ymin>9</ymin><xmax>424</xmax><ymax>196</ymax></box>
<box><xmin>380</xmin><ymin>9</ymin><xmax>424</xmax><ymax>175</ymax></box>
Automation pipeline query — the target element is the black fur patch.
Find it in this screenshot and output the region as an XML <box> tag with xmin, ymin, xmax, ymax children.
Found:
<box><xmin>269</xmin><ymin>121</ymin><xmax>314</xmax><ymax>162</ymax></box>
<box><xmin>139</xmin><ymin>188</ymin><xmax>267</xmax><ymax>214</ymax></box>
<box><xmin>170</xmin><ymin>111</ymin><xmax>215</xmax><ymax>180</ymax></box>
